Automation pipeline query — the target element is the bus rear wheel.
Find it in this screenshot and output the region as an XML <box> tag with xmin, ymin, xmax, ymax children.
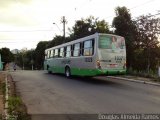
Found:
<box><xmin>65</xmin><ymin>67</ymin><xmax>71</xmax><ymax>78</ymax></box>
<box><xmin>47</xmin><ymin>65</ymin><xmax>52</xmax><ymax>74</ymax></box>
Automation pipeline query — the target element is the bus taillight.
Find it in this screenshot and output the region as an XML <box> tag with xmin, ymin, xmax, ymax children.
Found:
<box><xmin>123</xmin><ymin>62</ymin><xmax>126</xmax><ymax>69</ymax></box>
<box><xmin>96</xmin><ymin>60</ymin><xmax>101</xmax><ymax>69</ymax></box>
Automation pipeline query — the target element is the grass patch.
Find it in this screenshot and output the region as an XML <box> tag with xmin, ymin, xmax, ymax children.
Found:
<box><xmin>0</xmin><ymin>73</ymin><xmax>31</xmax><ymax>120</ymax></box>
<box><xmin>8</xmin><ymin>96</ymin><xmax>22</xmax><ymax>114</ymax></box>
<box><xmin>0</xmin><ymin>82</ymin><xmax>6</xmax><ymax>95</ymax></box>
<box><xmin>127</xmin><ymin>68</ymin><xmax>160</xmax><ymax>82</ymax></box>
<box><xmin>0</xmin><ymin>114</ymin><xmax>3</xmax><ymax>120</ymax></box>
<box><xmin>6</xmin><ymin>74</ymin><xmax>31</xmax><ymax>120</ymax></box>
<box><xmin>8</xmin><ymin>96</ymin><xmax>31</xmax><ymax>120</ymax></box>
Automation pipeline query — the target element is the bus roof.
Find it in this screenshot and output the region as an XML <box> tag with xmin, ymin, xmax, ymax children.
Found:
<box><xmin>45</xmin><ymin>33</ymin><xmax>124</xmax><ymax>51</ymax></box>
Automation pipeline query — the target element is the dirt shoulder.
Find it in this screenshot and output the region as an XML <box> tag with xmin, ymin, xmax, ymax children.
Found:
<box><xmin>7</xmin><ymin>73</ymin><xmax>31</xmax><ymax>120</ymax></box>
<box><xmin>0</xmin><ymin>72</ymin><xmax>31</xmax><ymax>120</ymax></box>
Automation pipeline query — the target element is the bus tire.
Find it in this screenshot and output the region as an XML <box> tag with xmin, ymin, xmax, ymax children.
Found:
<box><xmin>65</xmin><ymin>67</ymin><xmax>71</xmax><ymax>78</ymax></box>
<box><xmin>47</xmin><ymin>65</ymin><xmax>52</xmax><ymax>74</ymax></box>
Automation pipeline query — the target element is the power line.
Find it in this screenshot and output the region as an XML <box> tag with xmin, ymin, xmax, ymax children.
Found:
<box><xmin>104</xmin><ymin>0</ymin><xmax>157</xmax><ymax>20</ymax></box>
<box><xmin>74</xmin><ymin>0</ymin><xmax>156</xmax><ymax>20</ymax></box>
<box><xmin>129</xmin><ymin>0</ymin><xmax>155</xmax><ymax>10</ymax></box>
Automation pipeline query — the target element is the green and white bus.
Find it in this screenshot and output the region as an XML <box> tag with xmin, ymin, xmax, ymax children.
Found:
<box><xmin>44</xmin><ymin>33</ymin><xmax>126</xmax><ymax>77</ymax></box>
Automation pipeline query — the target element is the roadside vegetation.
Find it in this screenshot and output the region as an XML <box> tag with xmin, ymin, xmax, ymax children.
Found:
<box><xmin>0</xmin><ymin>73</ymin><xmax>30</xmax><ymax>120</ymax></box>
<box><xmin>127</xmin><ymin>68</ymin><xmax>160</xmax><ymax>82</ymax></box>
<box><xmin>0</xmin><ymin>73</ymin><xmax>5</xmax><ymax>119</ymax></box>
<box><xmin>6</xmin><ymin>74</ymin><xmax>31</xmax><ymax>120</ymax></box>
<box><xmin>0</xmin><ymin>6</ymin><xmax>160</xmax><ymax>78</ymax></box>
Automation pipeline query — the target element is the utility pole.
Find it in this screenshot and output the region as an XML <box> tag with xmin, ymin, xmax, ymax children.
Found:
<box><xmin>61</xmin><ymin>16</ymin><xmax>67</xmax><ymax>42</ymax></box>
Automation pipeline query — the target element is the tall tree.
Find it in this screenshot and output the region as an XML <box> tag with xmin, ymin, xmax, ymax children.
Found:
<box><xmin>16</xmin><ymin>50</ymin><xmax>35</xmax><ymax>70</ymax></box>
<box><xmin>69</xmin><ymin>16</ymin><xmax>110</xmax><ymax>39</ymax></box>
<box><xmin>136</xmin><ymin>14</ymin><xmax>160</xmax><ymax>72</ymax></box>
<box><xmin>0</xmin><ymin>47</ymin><xmax>14</xmax><ymax>65</ymax></box>
<box><xmin>47</xmin><ymin>16</ymin><xmax>110</xmax><ymax>48</ymax></box>
<box><xmin>34</xmin><ymin>41</ymin><xmax>49</xmax><ymax>69</ymax></box>
<box><xmin>112</xmin><ymin>6</ymin><xmax>138</xmax><ymax>69</ymax></box>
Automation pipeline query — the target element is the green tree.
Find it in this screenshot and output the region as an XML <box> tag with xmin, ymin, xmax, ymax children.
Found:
<box><xmin>135</xmin><ymin>14</ymin><xmax>160</xmax><ymax>72</ymax></box>
<box><xmin>47</xmin><ymin>35</ymin><xmax>73</xmax><ymax>48</ymax></box>
<box><xmin>16</xmin><ymin>50</ymin><xmax>35</xmax><ymax>70</ymax></box>
<box><xmin>47</xmin><ymin>16</ymin><xmax>110</xmax><ymax>48</ymax></box>
<box><xmin>0</xmin><ymin>47</ymin><xmax>14</xmax><ymax>65</ymax></box>
<box><xmin>47</xmin><ymin>35</ymin><xmax>64</xmax><ymax>48</ymax></box>
<box><xmin>69</xmin><ymin>16</ymin><xmax>110</xmax><ymax>39</ymax></box>
<box><xmin>112</xmin><ymin>6</ymin><xmax>138</xmax><ymax>69</ymax></box>
<box><xmin>34</xmin><ymin>41</ymin><xmax>49</xmax><ymax>69</ymax></box>
<box><xmin>16</xmin><ymin>52</ymin><xmax>23</xmax><ymax>69</ymax></box>
<box><xmin>23</xmin><ymin>50</ymin><xmax>35</xmax><ymax>70</ymax></box>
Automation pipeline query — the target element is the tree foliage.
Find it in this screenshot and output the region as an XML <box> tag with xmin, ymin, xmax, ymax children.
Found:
<box><xmin>47</xmin><ymin>35</ymin><xmax>72</xmax><ymax>48</ymax></box>
<box><xmin>136</xmin><ymin>15</ymin><xmax>160</xmax><ymax>49</ymax></box>
<box><xmin>48</xmin><ymin>16</ymin><xmax>110</xmax><ymax>48</ymax></box>
<box><xmin>0</xmin><ymin>48</ymin><xmax>14</xmax><ymax>65</ymax></box>
<box><xmin>112</xmin><ymin>6</ymin><xmax>139</xmax><ymax>68</ymax></box>
<box><xmin>69</xmin><ymin>16</ymin><xmax>110</xmax><ymax>39</ymax></box>
<box><xmin>14</xmin><ymin>10</ymin><xmax>160</xmax><ymax>73</ymax></box>
<box><xmin>112</xmin><ymin>6</ymin><xmax>160</xmax><ymax>72</ymax></box>
<box><xmin>134</xmin><ymin>15</ymin><xmax>160</xmax><ymax>71</ymax></box>
<box><xmin>34</xmin><ymin>41</ymin><xmax>49</xmax><ymax>69</ymax></box>
<box><xmin>16</xmin><ymin>50</ymin><xmax>35</xmax><ymax>70</ymax></box>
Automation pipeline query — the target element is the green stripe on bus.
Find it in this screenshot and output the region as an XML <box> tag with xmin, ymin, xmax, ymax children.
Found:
<box><xmin>50</xmin><ymin>66</ymin><xmax>64</xmax><ymax>73</ymax></box>
<box><xmin>49</xmin><ymin>66</ymin><xmax>126</xmax><ymax>76</ymax></box>
<box><xmin>71</xmin><ymin>68</ymin><xmax>126</xmax><ymax>76</ymax></box>
<box><xmin>71</xmin><ymin>68</ymin><xmax>102</xmax><ymax>76</ymax></box>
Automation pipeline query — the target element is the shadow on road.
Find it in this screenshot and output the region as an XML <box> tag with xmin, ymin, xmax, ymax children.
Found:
<box><xmin>44</xmin><ymin>72</ymin><xmax>123</xmax><ymax>87</ymax></box>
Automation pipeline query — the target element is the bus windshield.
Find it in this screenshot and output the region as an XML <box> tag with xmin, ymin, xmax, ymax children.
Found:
<box><xmin>99</xmin><ymin>35</ymin><xmax>125</xmax><ymax>49</ymax></box>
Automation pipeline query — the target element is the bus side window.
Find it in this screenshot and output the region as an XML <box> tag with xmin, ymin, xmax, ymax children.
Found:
<box><xmin>73</xmin><ymin>43</ymin><xmax>80</xmax><ymax>57</ymax></box>
<box><xmin>54</xmin><ymin>49</ymin><xmax>58</xmax><ymax>58</ymax></box>
<box><xmin>50</xmin><ymin>50</ymin><xmax>54</xmax><ymax>58</ymax></box>
<box><xmin>60</xmin><ymin>47</ymin><xmax>64</xmax><ymax>58</ymax></box>
<box><xmin>83</xmin><ymin>39</ymin><xmax>94</xmax><ymax>56</ymax></box>
<box><xmin>47</xmin><ymin>50</ymin><xmax>50</xmax><ymax>58</ymax></box>
<box><xmin>66</xmin><ymin>45</ymin><xmax>71</xmax><ymax>57</ymax></box>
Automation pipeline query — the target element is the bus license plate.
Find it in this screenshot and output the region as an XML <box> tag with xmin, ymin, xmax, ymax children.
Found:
<box><xmin>110</xmin><ymin>64</ymin><xmax>115</xmax><ymax>68</ymax></box>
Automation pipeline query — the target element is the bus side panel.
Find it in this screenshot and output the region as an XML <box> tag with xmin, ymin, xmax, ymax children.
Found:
<box><xmin>50</xmin><ymin>58</ymin><xmax>65</xmax><ymax>74</ymax></box>
<box><xmin>69</xmin><ymin>57</ymin><xmax>94</xmax><ymax>76</ymax></box>
<box><xmin>69</xmin><ymin>36</ymin><xmax>100</xmax><ymax>76</ymax></box>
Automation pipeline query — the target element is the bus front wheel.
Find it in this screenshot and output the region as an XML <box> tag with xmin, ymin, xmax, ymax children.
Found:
<box><xmin>65</xmin><ymin>67</ymin><xmax>71</xmax><ymax>78</ymax></box>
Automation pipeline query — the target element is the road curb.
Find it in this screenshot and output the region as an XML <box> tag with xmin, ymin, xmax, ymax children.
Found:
<box><xmin>107</xmin><ymin>76</ymin><xmax>160</xmax><ymax>87</ymax></box>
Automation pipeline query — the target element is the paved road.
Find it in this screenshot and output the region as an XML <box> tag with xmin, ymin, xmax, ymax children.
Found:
<box><xmin>11</xmin><ymin>71</ymin><xmax>160</xmax><ymax>115</ymax></box>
